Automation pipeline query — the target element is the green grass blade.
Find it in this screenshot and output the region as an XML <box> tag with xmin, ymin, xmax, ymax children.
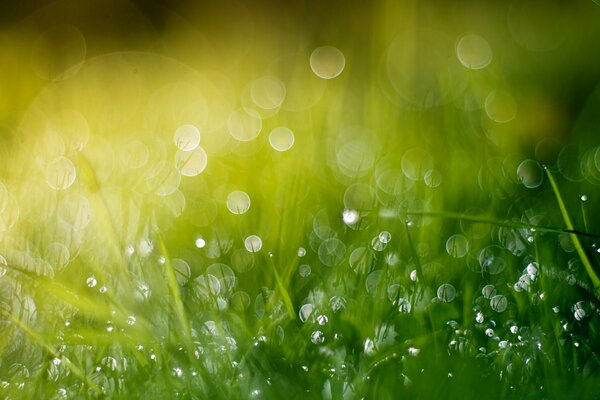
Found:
<box><xmin>545</xmin><ymin>167</ymin><xmax>600</xmax><ymax>295</ymax></box>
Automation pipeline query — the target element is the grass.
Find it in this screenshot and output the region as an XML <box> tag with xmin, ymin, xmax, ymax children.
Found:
<box><xmin>2</xmin><ymin>0</ymin><xmax>600</xmax><ymax>399</ymax></box>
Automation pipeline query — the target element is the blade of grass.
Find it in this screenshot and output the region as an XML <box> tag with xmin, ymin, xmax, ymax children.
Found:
<box><xmin>267</xmin><ymin>255</ymin><xmax>296</xmax><ymax>320</ymax></box>
<box><xmin>156</xmin><ymin>234</ymin><xmax>192</xmax><ymax>345</ymax></box>
<box><xmin>7</xmin><ymin>311</ymin><xmax>102</xmax><ymax>395</ymax></box>
<box><xmin>545</xmin><ymin>167</ymin><xmax>600</xmax><ymax>296</ymax></box>
<box><xmin>401</xmin><ymin>210</ymin><xmax>600</xmax><ymax>239</ymax></box>
<box><xmin>156</xmin><ymin>234</ymin><xmax>221</xmax><ymax>397</ymax></box>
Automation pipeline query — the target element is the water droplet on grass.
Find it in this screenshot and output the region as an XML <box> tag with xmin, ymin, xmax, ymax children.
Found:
<box><xmin>437</xmin><ymin>283</ymin><xmax>456</xmax><ymax>302</ymax></box>
<box><xmin>479</xmin><ymin>246</ymin><xmax>507</xmax><ymax>274</ymax></box>
<box><xmin>482</xmin><ymin>284</ymin><xmax>496</xmax><ymax>299</ymax></box>
<box><xmin>490</xmin><ymin>295</ymin><xmax>508</xmax><ymax>312</ymax></box>
<box><xmin>318</xmin><ymin>238</ymin><xmax>346</xmax><ymax>266</ymax></box>
<box><xmin>408</xmin><ymin>347</ymin><xmax>420</xmax><ymax>356</ymax></box>
<box><xmin>379</xmin><ymin>231</ymin><xmax>392</xmax><ymax>244</ymax></box>
<box><xmin>410</xmin><ymin>270</ymin><xmax>418</xmax><ymax>282</ymax></box>
<box><xmin>574</xmin><ymin>301</ymin><xmax>586</xmax><ymax>321</ymax></box>
<box><xmin>227</xmin><ymin>191</ymin><xmax>251</xmax><ymax>215</ymax></box>
<box><xmin>342</xmin><ymin>209</ymin><xmax>359</xmax><ymax>226</ymax></box>
<box><xmin>298</xmin><ymin>264</ymin><xmax>311</xmax><ymax>277</ymax></box>
<box><xmin>476</xmin><ymin>312</ymin><xmax>485</xmax><ymax>323</ymax></box>
<box><xmin>446</xmin><ymin>234</ymin><xmax>469</xmax><ymax>257</ymax></box>
<box><xmin>311</xmin><ymin>330</ymin><xmax>325</xmax><ymax>344</ymax></box>
<box><xmin>517</xmin><ymin>159</ymin><xmax>544</xmax><ymax>188</ymax></box>
<box><xmin>329</xmin><ymin>296</ymin><xmax>347</xmax><ymax>312</ymax></box>
<box><xmin>86</xmin><ymin>277</ymin><xmax>97</xmax><ymax>288</ymax></box>
<box><xmin>244</xmin><ymin>235</ymin><xmax>262</xmax><ymax>252</ymax></box>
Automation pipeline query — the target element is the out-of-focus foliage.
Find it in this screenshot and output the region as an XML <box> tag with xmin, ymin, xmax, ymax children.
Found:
<box><xmin>2</xmin><ymin>0</ymin><xmax>600</xmax><ymax>398</ymax></box>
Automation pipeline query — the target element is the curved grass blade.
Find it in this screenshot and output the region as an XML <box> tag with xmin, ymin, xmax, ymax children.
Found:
<box><xmin>545</xmin><ymin>167</ymin><xmax>600</xmax><ymax>295</ymax></box>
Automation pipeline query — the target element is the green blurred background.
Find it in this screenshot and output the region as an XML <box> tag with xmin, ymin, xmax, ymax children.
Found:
<box><xmin>2</xmin><ymin>0</ymin><xmax>600</xmax><ymax>399</ymax></box>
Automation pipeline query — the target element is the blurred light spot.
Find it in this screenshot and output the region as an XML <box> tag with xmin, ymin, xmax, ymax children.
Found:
<box><xmin>490</xmin><ymin>295</ymin><xmax>508</xmax><ymax>312</ymax></box>
<box><xmin>485</xmin><ymin>91</ymin><xmax>517</xmax><ymax>123</ymax></box>
<box><xmin>46</xmin><ymin>156</ymin><xmax>76</xmax><ymax>190</ymax></box>
<box><xmin>171</xmin><ymin>258</ymin><xmax>191</xmax><ymax>285</ymax></box>
<box><xmin>517</xmin><ymin>159</ymin><xmax>543</xmax><ymax>188</ymax></box>
<box><xmin>244</xmin><ymin>235</ymin><xmax>262</xmax><ymax>252</ymax></box>
<box><xmin>402</xmin><ymin>148</ymin><xmax>433</xmax><ymax>181</ymax></box>
<box><xmin>310</xmin><ymin>46</ymin><xmax>345</xmax><ymax>79</ymax></box>
<box><xmin>318</xmin><ymin>238</ymin><xmax>346</xmax><ymax>266</ymax></box>
<box><xmin>446</xmin><ymin>234</ymin><xmax>469</xmax><ymax>258</ymax></box>
<box><xmin>456</xmin><ymin>34</ymin><xmax>492</xmax><ymax>70</ymax></box>
<box><xmin>174</xmin><ymin>124</ymin><xmax>201</xmax><ymax>151</ymax></box>
<box><xmin>250</xmin><ymin>76</ymin><xmax>286</xmax><ymax>109</ymax></box>
<box><xmin>269</xmin><ymin>127</ymin><xmax>295</xmax><ymax>152</ymax></box>
<box><xmin>175</xmin><ymin>147</ymin><xmax>207</xmax><ymax>176</ymax></box>
<box><xmin>437</xmin><ymin>283</ymin><xmax>456</xmax><ymax>302</ymax></box>
<box><xmin>195</xmin><ymin>237</ymin><xmax>206</xmax><ymax>249</ymax></box>
<box><xmin>226</xmin><ymin>190</ymin><xmax>251</xmax><ymax>214</ymax></box>
<box><xmin>227</xmin><ymin>108</ymin><xmax>262</xmax><ymax>141</ymax></box>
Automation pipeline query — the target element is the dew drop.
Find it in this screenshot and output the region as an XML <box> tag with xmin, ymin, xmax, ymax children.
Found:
<box><xmin>244</xmin><ymin>235</ymin><xmax>262</xmax><ymax>253</ymax></box>
<box><xmin>517</xmin><ymin>159</ymin><xmax>544</xmax><ymax>188</ymax></box>
<box><xmin>475</xmin><ymin>312</ymin><xmax>485</xmax><ymax>324</ymax></box>
<box><xmin>86</xmin><ymin>276</ymin><xmax>97</xmax><ymax>288</ymax></box>
<box><xmin>195</xmin><ymin>237</ymin><xmax>206</xmax><ymax>248</ymax></box>
<box><xmin>298</xmin><ymin>264</ymin><xmax>311</xmax><ymax>278</ymax></box>
<box><xmin>379</xmin><ymin>231</ymin><xmax>392</xmax><ymax>244</ymax></box>
<box><xmin>342</xmin><ymin>209</ymin><xmax>359</xmax><ymax>226</ymax></box>
<box><xmin>299</xmin><ymin>304</ymin><xmax>314</xmax><ymax>322</ymax></box>
<box><xmin>437</xmin><ymin>283</ymin><xmax>456</xmax><ymax>302</ymax></box>
<box><xmin>408</xmin><ymin>347</ymin><xmax>420</xmax><ymax>356</ymax></box>
<box><xmin>311</xmin><ymin>330</ymin><xmax>325</xmax><ymax>344</ymax></box>
<box><xmin>446</xmin><ymin>234</ymin><xmax>469</xmax><ymax>258</ymax></box>
<box><xmin>227</xmin><ymin>191</ymin><xmax>251</xmax><ymax>215</ymax></box>
<box><xmin>490</xmin><ymin>295</ymin><xmax>508</xmax><ymax>312</ymax></box>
